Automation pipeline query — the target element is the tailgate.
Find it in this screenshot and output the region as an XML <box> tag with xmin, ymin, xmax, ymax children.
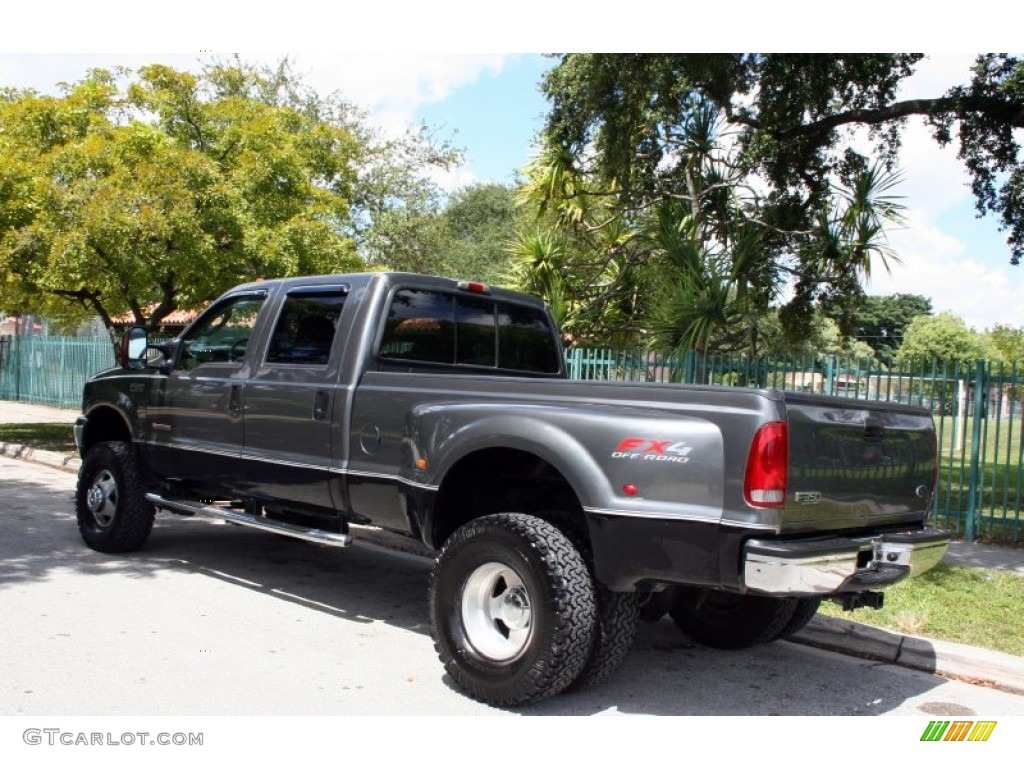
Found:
<box><xmin>781</xmin><ymin>393</ymin><xmax>936</xmax><ymax>533</ymax></box>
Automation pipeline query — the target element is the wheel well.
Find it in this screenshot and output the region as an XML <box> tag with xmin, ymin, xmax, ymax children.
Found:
<box><xmin>431</xmin><ymin>448</ymin><xmax>589</xmax><ymax>551</ymax></box>
<box><xmin>79</xmin><ymin>406</ymin><xmax>132</xmax><ymax>455</ymax></box>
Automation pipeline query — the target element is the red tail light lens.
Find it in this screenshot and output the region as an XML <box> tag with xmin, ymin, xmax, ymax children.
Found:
<box><xmin>457</xmin><ymin>280</ymin><xmax>490</xmax><ymax>294</ymax></box>
<box><xmin>744</xmin><ymin>421</ymin><xmax>788</xmax><ymax>508</ymax></box>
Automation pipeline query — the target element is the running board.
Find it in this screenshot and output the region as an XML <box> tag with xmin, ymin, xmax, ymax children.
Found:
<box><xmin>145</xmin><ymin>493</ymin><xmax>351</xmax><ymax>548</ymax></box>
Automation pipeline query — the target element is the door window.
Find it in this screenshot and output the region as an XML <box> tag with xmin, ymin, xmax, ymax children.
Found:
<box><xmin>178</xmin><ymin>294</ymin><xmax>266</xmax><ymax>370</ymax></box>
<box><xmin>266</xmin><ymin>291</ymin><xmax>347</xmax><ymax>365</ymax></box>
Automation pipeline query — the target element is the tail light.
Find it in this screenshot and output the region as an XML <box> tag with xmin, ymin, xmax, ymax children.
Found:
<box><xmin>744</xmin><ymin>421</ymin><xmax>788</xmax><ymax>508</ymax></box>
<box><xmin>457</xmin><ymin>280</ymin><xmax>490</xmax><ymax>294</ymax></box>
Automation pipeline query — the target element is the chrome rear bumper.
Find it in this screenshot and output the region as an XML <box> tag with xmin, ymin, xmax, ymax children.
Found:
<box><xmin>743</xmin><ymin>527</ymin><xmax>950</xmax><ymax>595</ymax></box>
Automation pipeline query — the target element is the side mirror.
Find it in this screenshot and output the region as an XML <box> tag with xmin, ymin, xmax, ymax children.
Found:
<box><xmin>145</xmin><ymin>341</ymin><xmax>173</xmax><ymax>370</ymax></box>
<box><xmin>119</xmin><ymin>327</ymin><xmax>148</xmax><ymax>369</ymax></box>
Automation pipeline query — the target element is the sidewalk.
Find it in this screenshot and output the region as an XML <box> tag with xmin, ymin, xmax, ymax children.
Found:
<box><xmin>945</xmin><ymin>539</ymin><xmax>1024</xmax><ymax>575</ymax></box>
<box><xmin>0</xmin><ymin>400</ymin><xmax>79</xmax><ymax>424</ymax></box>
<box><xmin>2</xmin><ymin>397</ymin><xmax>1023</xmax><ymax>695</ymax></box>
<box><xmin>0</xmin><ymin>400</ymin><xmax>81</xmax><ymax>472</ymax></box>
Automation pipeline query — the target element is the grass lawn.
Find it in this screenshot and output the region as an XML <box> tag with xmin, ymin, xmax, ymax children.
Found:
<box><xmin>0</xmin><ymin>422</ymin><xmax>77</xmax><ymax>454</ymax></box>
<box><xmin>819</xmin><ymin>563</ymin><xmax>1024</xmax><ymax>657</ymax></box>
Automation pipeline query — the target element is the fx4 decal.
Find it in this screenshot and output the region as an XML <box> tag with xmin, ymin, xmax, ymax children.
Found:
<box><xmin>611</xmin><ymin>437</ymin><xmax>692</xmax><ymax>463</ymax></box>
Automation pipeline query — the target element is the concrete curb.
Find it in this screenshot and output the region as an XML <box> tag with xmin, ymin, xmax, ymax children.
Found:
<box><xmin>0</xmin><ymin>442</ymin><xmax>81</xmax><ymax>474</ymax></box>
<box><xmin>789</xmin><ymin>615</ymin><xmax>1024</xmax><ymax>696</ymax></box>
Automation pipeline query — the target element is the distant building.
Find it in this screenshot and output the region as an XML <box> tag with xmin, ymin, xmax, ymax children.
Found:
<box><xmin>109</xmin><ymin>307</ymin><xmax>201</xmax><ymax>334</ymax></box>
<box><xmin>0</xmin><ymin>315</ymin><xmax>44</xmax><ymax>336</ymax></box>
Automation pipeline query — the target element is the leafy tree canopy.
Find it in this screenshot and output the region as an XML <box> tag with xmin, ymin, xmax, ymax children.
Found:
<box><xmin>0</xmin><ymin>59</ymin><xmax>458</xmax><ymax>331</ymax></box>
<box><xmin>543</xmin><ymin>53</ymin><xmax>1024</xmax><ymax>262</ymax></box>
<box><xmin>895</xmin><ymin>311</ymin><xmax>995</xmax><ymax>368</ymax></box>
<box><xmin>519</xmin><ymin>62</ymin><xmax>909</xmax><ymax>349</ymax></box>
<box><xmin>364</xmin><ymin>182</ymin><xmax>518</xmax><ymax>285</ymax></box>
<box><xmin>759</xmin><ymin>311</ymin><xmax>877</xmax><ymax>361</ymax></box>
<box><xmin>518</xmin><ymin>54</ymin><xmax>1023</xmax><ymax>351</ymax></box>
<box><xmin>984</xmin><ymin>323</ymin><xmax>1024</xmax><ymax>369</ymax></box>
<box><xmin>838</xmin><ymin>293</ymin><xmax>933</xmax><ymax>360</ymax></box>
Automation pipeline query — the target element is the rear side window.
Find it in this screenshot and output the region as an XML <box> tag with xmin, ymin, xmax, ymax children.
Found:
<box><xmin>456</xmin><ymin>296</ymin><xmax>496</xmax><ymax>366</ymax></box>
<box><xmin>379</xmin><ymin>288</ymin><xmax>559</xmax><ymax>374</ymax></box>
<box><xmin>379</xmin><ymin>289</ymin><xmax>455</xmax><ymax>363</ymax></box>
<box><xmin>498</xmin><ymin>303</ymin><xmax>561</xmax><ymax>373</ymax></box>
<box><xmin>266</xmin><ymin>291</ymin><xmax>347</xmax><ymax>365</ymax></box>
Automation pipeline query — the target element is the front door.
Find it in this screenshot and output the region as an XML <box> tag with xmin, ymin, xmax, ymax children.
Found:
<box><xmin>145</xmin><ymin>292</ymin><xmax>267</xmax><ymax>492</ymax></box>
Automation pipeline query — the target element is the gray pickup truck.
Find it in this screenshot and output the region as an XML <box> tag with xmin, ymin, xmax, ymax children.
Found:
<box><xmin>74</xmin><ymin>271</ymin><xmax>950</xmax><ymax>705</ymax></box>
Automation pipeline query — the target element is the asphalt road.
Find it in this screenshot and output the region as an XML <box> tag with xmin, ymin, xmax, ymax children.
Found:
<box><xmin>3</xmin><ymin>454</ymin><xmax>1024</xmax><ymax>717</ymax></box>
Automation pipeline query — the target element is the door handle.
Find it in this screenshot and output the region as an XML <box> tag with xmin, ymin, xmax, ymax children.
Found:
<box><xmin>229</xmin><ymin>385</ymin><xmax>243</xmax><ymax>417</ymax></box>
<box><xmin>313</xmin><ymin>390</ymin><xmax>330</xmax><ymax>421</ymax></box>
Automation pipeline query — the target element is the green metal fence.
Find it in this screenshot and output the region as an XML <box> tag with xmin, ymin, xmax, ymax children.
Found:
<box><xmin>0</xmin><ymin>335</ymin><xmax>115</xmax><ymax>410</ymax></box>
<box><xmin>565</xmin><ymin>347</ymin><xmax>1024</xmax><ymax>544</ymax></box>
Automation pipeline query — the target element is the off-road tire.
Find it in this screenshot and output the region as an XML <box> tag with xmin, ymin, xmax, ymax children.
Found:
<box><xmin>429</xmin><ymin>513</ymin><xmax>596</xmax><ymax>706</ymax></box>
<box><xmin>567</xmin><ymin>585</ymin><xmax>640</xmax><ymax>690</ymax></box>
<box><xmin>772</xmin><ymin>597</ymin><xmax>822</xmax><ymax>641</ymax></box>
<box><xmin>76</xmin><ymin>441</ymin><xmax>155</xmax><ymax>553</ymax></box>
<box><xmin>669</xmin><ymin>588</ymin><xmax>797</xmax><ymax>650</ymax></box>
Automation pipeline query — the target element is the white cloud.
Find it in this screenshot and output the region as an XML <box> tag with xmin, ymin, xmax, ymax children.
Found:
<box><xmin>852</xmin><ymin>53</ymin><xmax>1024</xmax><ymax>330</ymax></box>
<box><xmin>282</xmin><ymin>53</ymin><xmax>509</xmax><ymax>190</ymax></box>
<box><xmin>869</xmin><ymin>210</ymin><xmax>1024</xmax><ymax>331</ymax></box>
<box><xmin>281</xmin><ymin>53</ymin><xmax>508</xmax><ymax>130</ymax></box>
<box><xmin>427</xmin><ymin>164</ymin><xmax>478</xmax><ymax>194</ymax></box>
<box><xmin>0</xmin><ymin>52</ymin><xmax>509</xmax><ymax>130</ymax></box>
<box><xmin>899</xmin><ymin>53</ymin><xmax>977</xmax><ymax>99</ymax></box>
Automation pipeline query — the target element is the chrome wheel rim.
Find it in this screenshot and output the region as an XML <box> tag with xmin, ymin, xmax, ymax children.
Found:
<box><xmin>85</xmin><ymin>469</ymin><xmax>118</xmax><ymax>528</ymax></box>
<box><xmin>461</xmin><ymin>562</ymin><xmax>533</xmax><ymax>661</ymax></box>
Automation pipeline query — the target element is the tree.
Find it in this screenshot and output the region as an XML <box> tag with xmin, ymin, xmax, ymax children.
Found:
<box><xmin>520</xmin><ymin>54</ymin><xmax>1024</xmax><ymax>350</ymax></box>
<box><xmin>510</xmin><ymin>145</ymin><xmax>646</xmax><ymax>345</ymax></box>
<box><xmin>759</xmin><ymin>311</ymin><xmax>877</xmax><ymax>361</ymax></box>
<box><xmin>0</xmin><ymin>60</ymin><xmax>458</xmax><ymax>332</ymax></box>
<box><xmin>518</xmin><ymin>82</ymin><xmax>906</xmax><ymax>350</ymax></box>
<box><xmin>441</xmin><ymin>183</ymin><xmax>520</xmax><ymax>284</ymax></box>
<box><xmin>895</xmin><ymin>312</ymin><xmax>994</xmax><ymax>368</ymax></box>
<box><xmin>841</xmin><ymin>293</ymin><xmax>933</xmax><ymax>360</ymax></box>
<box><xmin>365</xmin><ymin>183</ymin><xmax>519</xmax><ymax>285</ymax></box>
<box><xmin>985</xmin><ymin>324</ymin><xmax>1024</xmax><ymax>370</ymax></box>
<box><xmin>542</xmin><ymin>54</ymin><xmax>1024</xmax><ymax>263</ymax></box>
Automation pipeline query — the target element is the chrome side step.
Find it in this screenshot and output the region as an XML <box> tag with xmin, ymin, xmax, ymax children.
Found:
<box><xmin>145</xmin><ymin>493</ymin><xmax>351</xmax><ymax>548</ymax></box>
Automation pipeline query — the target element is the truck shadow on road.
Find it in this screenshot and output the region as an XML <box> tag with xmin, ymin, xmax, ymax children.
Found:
<box><xmin>2</xmin><ymin>488</ymin><xmax>956</xmax><ymax>716</ymax></box>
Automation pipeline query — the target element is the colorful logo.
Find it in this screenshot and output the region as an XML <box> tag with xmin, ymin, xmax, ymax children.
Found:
<box><xmin>920</xmin><ymin>720</ymin><xmax>996</xmax><ymax>742</ymax></box>
<box><xmin>611</xmin><ymin>437</ymin><xmax>692</xmax><ymax>464</ymax></box>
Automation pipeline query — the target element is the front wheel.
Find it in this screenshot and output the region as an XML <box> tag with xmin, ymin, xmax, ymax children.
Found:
<box><xmin>76</xmin><ymin>441</ymin><xmax>155</xmax><ymax>553</ymax></box>
<box><xmin>669</xmin><ymin>588</ymin><xmax>797</xmax><ymax>650</ymax></box>
<box><xmin>429</xmin><ymin>513</ymin><xmax>596</xmax><ymax>706</ymax></box>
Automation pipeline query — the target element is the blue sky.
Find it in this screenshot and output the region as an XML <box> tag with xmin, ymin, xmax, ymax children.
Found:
<box><xmin>1</xmin><ymin>50</ymin><xmax>1022</xmax><ymax>331</ymax></box>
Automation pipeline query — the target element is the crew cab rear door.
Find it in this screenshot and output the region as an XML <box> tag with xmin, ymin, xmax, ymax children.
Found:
<box><xmin>237</xmin><ymin>284</ymin><xmax>350</xmax><ymax>510</ymax></box>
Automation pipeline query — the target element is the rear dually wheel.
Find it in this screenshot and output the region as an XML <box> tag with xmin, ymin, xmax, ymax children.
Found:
<box><xmin>429</xmin><ymin>513</ymin><xmax>596</xmax><ymax>706</ymax></box>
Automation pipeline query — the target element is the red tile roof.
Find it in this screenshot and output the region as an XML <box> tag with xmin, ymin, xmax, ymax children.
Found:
<box><xmin>110</xmin><ymin>306</ymin><xmax>202</xmax><ymax>328</ymax></box>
